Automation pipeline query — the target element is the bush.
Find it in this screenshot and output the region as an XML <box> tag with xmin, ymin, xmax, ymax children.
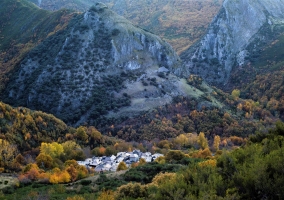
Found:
<box><xmin>116</xmin><ymin>183</ymin><xmax>148</xmax><ymax>199</ymax></box>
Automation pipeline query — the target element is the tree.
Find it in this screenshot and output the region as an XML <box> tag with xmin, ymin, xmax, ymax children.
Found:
<box><xmin>75</xmin><ymin>126</ymin><xmax>88</xmax><ymax>142</ymax></box>
<box><xmin>62</xmin><ymin>141</ymin><xmax>84</xmax><ymax>161</ymax></box>
<box><xmin>36</xmin><ymin>153</ymin><xmax>54</xmax><ymax>169</ymax></box>
<box><xmin>66</xmin><ymin>164</ymin><xmax>78</xmax><ymax>182</ymax></box>
<box><xmin>0</xmin><ymin>139</ymin><xmax>18</xmax><ymax>169</ymax></box>
<box><xmin>231</xmin><ymin>89</ymin><xmax>240</xmax><ymax>100</ymax></box>
<box><xmin>175</xmin><ymin>134</ymin><xmax>189</xmax><ymax>148</ymax></box>
<box><xmin>49</xmin><ymin>168</ymin><xmax>71</xmax><ymax>184</ymax></box>
<box><xmin>138</xmin><ymin>158</ymin><xmax>146</xmax><ymax>166</ymax></box>
<box><xmin>213</xmin><ymin>135</ymin><xmax>221</xmax><ymax>152</ymax></box>
<box><xmin>117</xmin><ymin>162</ymin><xmax>127</xmax><ymax>171</ymax></box>
<box><xmin>165</xmin><ymin>150</ymin><xmax>186</xmax><ymax>163</ymax></box>
<box><xmin>198</xmin><ymin>132</ymin><xmax>209</xmax><ymax>149</ymax></box>
<box><xmin>116</xmin><ymin>183</ymin><xmax>148</xmax><ymax>199</ymax></box>
<box><xmin>40</xmin><ymin>142</ymin><xmax>64</xmax><ymax>159</ymax></box>
<box><xmin>97</xmin><ymin>190</ymin><xmax>115</xmax><ymax>200</ymax></box>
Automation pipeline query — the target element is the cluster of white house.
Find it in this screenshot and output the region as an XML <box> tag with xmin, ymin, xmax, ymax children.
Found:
<box><xmin>77</xmin><ymin>149</ymin><xmax>163</xmax><ymax>172</ymax></box>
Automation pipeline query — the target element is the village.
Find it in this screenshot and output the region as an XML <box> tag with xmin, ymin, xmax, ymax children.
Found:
<box><xmin>77</xmin><ymin>149</ymin><xmax>164</xmax><ymax>172</ymax></box>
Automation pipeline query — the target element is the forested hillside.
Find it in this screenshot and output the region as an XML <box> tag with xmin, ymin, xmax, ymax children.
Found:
<box><xmin>0</xmin><ymin>0</ymin><xmax>74</xmax><ymax>92</ymax></box>
<box><xmin>1</xmin><ymin>0</ymin><xmax>284</xmax><ymax>199</ymax></box>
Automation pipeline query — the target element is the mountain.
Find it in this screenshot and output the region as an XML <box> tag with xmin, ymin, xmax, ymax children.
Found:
<box><xmin>179</xmin><ymin>0</ymin><xmax>284</xmax><ymax>87</ymax></box>
<box><xmin>27</xmin><ymin>0</ymin><xmax>223</xmax><ymax>54</ymax></box>
<box><xmin>0</xmin><ymin>0</ymin><xmax>74</xmax><ymax>93</ymax></box>
<box><xmin>2</xmin><ymin>2</ymin><xmax>220</xmax><ymax>126</ymax></box>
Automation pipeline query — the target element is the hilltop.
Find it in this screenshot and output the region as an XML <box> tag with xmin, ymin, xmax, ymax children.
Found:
<box><xmin>27</xmin><ymin>0</ymin><xmax>224</xmax><ymax>54</ymax></box>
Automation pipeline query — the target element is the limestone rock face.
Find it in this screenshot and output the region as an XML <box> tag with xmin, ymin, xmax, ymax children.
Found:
<box><xmin>179</xmin><ymin>0</ymin><xmax>284</xmax><ymax>86</ymax></box>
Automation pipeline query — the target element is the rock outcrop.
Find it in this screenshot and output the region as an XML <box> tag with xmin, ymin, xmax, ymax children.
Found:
<box><xmin>179</xmin><ymin>0</ymin><xmax>284</xmax><ymax>86</ymax></box>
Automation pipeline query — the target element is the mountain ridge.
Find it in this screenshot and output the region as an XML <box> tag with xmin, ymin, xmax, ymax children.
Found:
<box><xmin>179</xmin><ymin>0</ymin><xmax>284</xmax><ymax>87</ymax></box>
<box><xmin>27</xmin><ymin>0</ymin><xmax>223</xmax><ymax>54</ymax></box>
<box><xmin>0</xmin><ymin>0</ymin><xmax>74</xmax><ymax>92</ymax></box>
<box><xmin>2</xmin><ymin>2</ymin><xmax>221</xmax><ymax>127</ymax></box>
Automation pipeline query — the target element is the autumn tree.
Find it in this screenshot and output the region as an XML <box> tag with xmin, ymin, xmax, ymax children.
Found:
<box><xmin>117</xmin><ymin>162</ymin><xmax>127</xmax><ymax>171</ymax></box>
<box><xmin>198</xmin><ymin>132</ymin><xmax>209</xmax><ymax>149</ymax></box>
<box><xmin>87</xmin><ymin>126</ymin><xmax>102</xmax><ymax>148</ymax></box>
<box><xmin>213</xmin><ymin>135</ymin><xmax>221</xmax><ymax>152</ymax></box>
<box><xmin>0</xmin><ymin>139</ymin><xmax>18</xmax><ymax>170</ymax></box>
<box><xmin>49</xmin><ymin>168</ymin><xmax>71</xmax><ymax>184</ymax></box>
<box><xmin>231</xmin><ymin>89</ymin><xmax>240</xmax><ymax>100</ymax></box>
<box><xmin>138</xmin><ymin>158</ymin><xmax>146</xmax><ymax>166</ymax></box>
<box><xmin>165</xmin><ymin>150</ymin><xmax>186</xmax><ymax>163</ymax></box>
<box><xmin>174</xmin><ymin>134</ymin><xmax>189</xmax><ymax>148</ymax></box>
<box><xmin>62</xmin><ymin>141</ymin><xmax>85</xmax><ymax>161</ymax></box>
<box><xmin>40</xmin><ymin>142</ymin><xmax>64</xmax><ymax>159</ymax></box>
<box><xmin>36</xmin><ymin>153</ymin><xmax>54</xmax><ymax>169</ymax></box>
<box><xmin>116</xmin><ymin>183</ymin><xmax>148</xmax><ymax>199</ymax></box>
<box><xmin>75</xmin><ymin>126</ymin><xmax>88</xmax><ymax>142</ymax></box>
<box><xmin>97</xmin><ymin>190</ymin><xmax>115</xmax><ymax>200</ymax></box>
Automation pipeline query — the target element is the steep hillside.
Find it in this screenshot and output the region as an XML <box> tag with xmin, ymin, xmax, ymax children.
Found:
<box><xmin>0</xmin><ymin>0</ymin><xmax>74</xmax><ymax>92</ymax></box>
<box><xmin>0</xmin><ymin>101</ymin><xmax>69</xmax><ymax>151</ymax></box>
<box><xmin>2</xmin><ymin>3</ymin><xmax>221</xmax><ymax>127</ymax></box>
<box><xmin>27</xmin><ymin>0</ymin><xmax>223</xmax><ymax>54</ymax></box>
<box><xmin>180</xmin><ymin>0</ymin><xmax>284</xmax><ymax>87</ymax></box>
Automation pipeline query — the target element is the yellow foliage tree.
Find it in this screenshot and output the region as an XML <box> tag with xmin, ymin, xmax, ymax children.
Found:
<box><xmin>49</xmin><ymin>168</ymin><xmax>71</xmax><ymax>184</ymax></box>
<box><xmin>97</xmin><ymin>190</ymin><xmax>115</xmax><ymax>200</ymax></box>
<box><xmin>155</xmin><ymin>156</ymin><xmax>166</xmax><ymax>164</ymax></box>
<box><xmin>192</xmin><ymin>148</ymin><xmax>212</xmax><ymax>159</ymax></box>
<box><xmin>138</xmin><ymin>158</ymin><xmax>146</xmax><ymax>166</ymax></box>
<box><xmin>66</xmin><ymin>195</ymin><xmax>85</xmax><ymax>200</ymax></box>
<box><xmin>175</xmin><ymin>134</ymin><xmax>189</xmax><ymax>148</ymax></box>
<box><xmin>77</xmin><ymin>165</ymin><xmax>88</xmax><ymax>179</ymax></box>
<box><xmin>40</xmin><ymin>142</ymin><xmax>64</xmax><ymax>158</ymax></box>
<box><xmin>213</xmin><ymin>135</ymin><xmax>221</xmax><ymax>152</ymax></box>
<box><xmin>117</xmin><ymin>162</ymin><xmax>127</xmax><ymax>171</ymax></box>
<box><xmin>231</xmin><ymin>89</ymin><xmax>240</xmax><ymax>100</ymax></box>
<box><xmin>198</xmin><ymin>132</ymin><xmax>209</xmax><ymax>149</ymax></box>
<box><xmin>198</xmin><ymin>159</ymin><xmax>217</xmax><ymax>167</ymax></box>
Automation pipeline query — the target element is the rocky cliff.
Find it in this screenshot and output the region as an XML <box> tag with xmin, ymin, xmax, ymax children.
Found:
<box><xmin>180</xmin><ymin>0</ymin><xmax>284</xmax><ymax>87</ymax></box>
<box><xmin>3</xmin><ymin>3</ymin><xmax>218</xmax><ymax>126</ymax></box>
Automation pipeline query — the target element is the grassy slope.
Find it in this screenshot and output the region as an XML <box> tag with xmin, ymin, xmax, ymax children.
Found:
<box><xmin>0</xmin><ymin>0</ymin><xmax>74</xmax><ymax>92</ymax></box>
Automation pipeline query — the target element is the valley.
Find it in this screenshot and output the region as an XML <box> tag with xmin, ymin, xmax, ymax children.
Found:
<box><xmin>1</xmin><ymin>0</ymin><xmax>284</xmax><ymax>199</ymax></box>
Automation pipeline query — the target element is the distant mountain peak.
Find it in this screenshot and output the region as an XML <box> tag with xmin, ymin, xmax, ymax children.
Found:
<box><xmin>180</xmin><ymin>0</ymin><xmax>284</xmax><ymax>87</ymax></box>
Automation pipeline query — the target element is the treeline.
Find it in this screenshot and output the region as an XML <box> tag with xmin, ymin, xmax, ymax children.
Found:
<box><xmin>105</xmin><ymin>93</ymin><xmax>276</xmax><ymax>142</ymax></box>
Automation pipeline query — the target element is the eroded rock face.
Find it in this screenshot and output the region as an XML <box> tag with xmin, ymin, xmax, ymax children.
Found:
<box><xmin>3</xmin><ymin>3</ymin><xmax>183</xmax><ymax>125</ymax></box>
<box><xmin>179</xmin><ymin>0</ymin><xmax>284</xmax><ymax>86</ymax></box>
